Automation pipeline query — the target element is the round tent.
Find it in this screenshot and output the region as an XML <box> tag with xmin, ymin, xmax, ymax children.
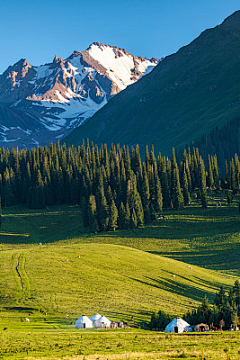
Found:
<box><xmin>95</xmin><ymin>316</ymin><xmax>111</xmax><ymax>328</ymax></box>
<box><xmin>165</xmin><ymin>318</ymin><xmax>190</xmax><ymax>333</ymax></box>
<box><xmin>90</xmin><ymin>313</ymin><xmax>102</xmax><ymax>325</ymax></box>
<box><xmin>75</xmin><ymin>315</ymin><xmax>93</xmax><ymax>329</ymax></box>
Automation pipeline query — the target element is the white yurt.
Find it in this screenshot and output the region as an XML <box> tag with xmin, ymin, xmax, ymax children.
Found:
<box><xmin>165</xmin><ymin>317</ymin><xmax>190</xmax><ymax>333</ymax></box>
<box><xmin>90</xmin><ymin>313</ymin><xmax>102</xmax><ymax>325</ymax></box>
<box><xmin>75</xmin><ymin>315</ymin><xmax>93</xmax><ymax>329</ymax></box>
<box><xmin>95</xmin><ymin>315</ymin><xmax>111</xmax><ymax>328</ymax></box>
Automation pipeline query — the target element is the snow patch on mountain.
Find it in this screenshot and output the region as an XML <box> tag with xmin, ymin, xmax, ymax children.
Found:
<box><xmin>0</xmin><ymin>42</ymin><xmax>159</xmax><ymax>147</ymax></box>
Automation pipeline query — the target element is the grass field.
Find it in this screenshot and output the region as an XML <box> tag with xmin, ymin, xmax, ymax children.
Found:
<box><xmin>0</xmin><ymin>199</ymin><xmax>239</xmax><ymax>359</ymax></box>
<box><xmin>1</xmin><ymin>328</ymin><xmax>240</xmax><ymax>360</ymax></box>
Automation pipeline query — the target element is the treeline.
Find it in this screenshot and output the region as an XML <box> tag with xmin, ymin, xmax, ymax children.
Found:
<box><xmin>190</xmin><ymin>117</ymin><xmax>240</xmax><ymax>170</ymax></box>
<box><xmin>0</xmin><ymin>140</ymin><xmax>239</xmax><ymax>231</ymax></box>
<box><xmin>149</xmin><ymin>280</ymin><xmax>240</xmax><ymax>331</ymax></box>
<box><xmin>184</xmin><ymin>281</ymin><xmax>240</xmax><ymax>330</ymax></box>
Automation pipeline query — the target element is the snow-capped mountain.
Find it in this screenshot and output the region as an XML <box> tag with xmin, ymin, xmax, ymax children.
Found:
<box><xmin>0</xmin><ymin>43</ymin><xmax>158</xmax><ymax>147</ymax></box>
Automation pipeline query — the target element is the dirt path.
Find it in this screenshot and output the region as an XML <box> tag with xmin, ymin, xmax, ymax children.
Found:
<box><xmin>15</xmin><ymin>252</ymin><xmax>31</xmax><ymax>299</ymax></box>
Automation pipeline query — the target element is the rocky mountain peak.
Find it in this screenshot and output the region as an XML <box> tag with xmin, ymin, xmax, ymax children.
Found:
<box><xmin>0</xmin><ymin>43</ymin><xmax>158</xmax><ymax>148</ymax></box>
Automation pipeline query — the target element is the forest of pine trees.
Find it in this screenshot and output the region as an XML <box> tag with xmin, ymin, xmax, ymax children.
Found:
<box><xmin>0</xmin><ymin>140</ymin><xmax>239</xmax><ymax>231</ymax></box>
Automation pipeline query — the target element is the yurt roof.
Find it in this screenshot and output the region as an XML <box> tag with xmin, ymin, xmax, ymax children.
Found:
<box><xmin>75</xmin><ymin>315</ymin><xmax>92</xmax><ymax>323</ymax></box>
<box><xmin>96</xmin><ymin>316</ymin><xmax>111</xmax><ymax>324</ymax></box>
<box><xmin>166</xmin><ymin>318</ymin><xmax>190</xmax><ymax>328</ymax></box>
<box><xmin>90</xmin><ymin>313</ymin><xmax>102</xmax><ymax>321</ymax></box>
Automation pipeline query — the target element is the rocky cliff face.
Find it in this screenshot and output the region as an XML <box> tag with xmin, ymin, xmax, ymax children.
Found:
<box><xmin>0</xmin><ymin>43</ymin><xmax>158</xmax><ymax>147</ymax></box>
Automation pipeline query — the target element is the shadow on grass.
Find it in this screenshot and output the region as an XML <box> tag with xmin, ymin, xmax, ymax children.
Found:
<box><xmin>128</xmin><ymin>273</ymin><xmax>221</xmax><ymax>303</ymax></box>
<box><xmin>4</xmin><ymin>306</ymin><xmax>37</xmax><ymax>312</ymax></box>
<box><xmin>149</xmin><ymin>243</ymin><xmax>240</xmax><ymax>271</ymax></box>
<box><xmin>96</xmin><ymin>208</ymin><xmax>240</xmax><ymax>241</ymax></box>
<box><xmin>0</xmin><ymin>205</ymin><xmax>89</xmax><ymax>245</ymax></box>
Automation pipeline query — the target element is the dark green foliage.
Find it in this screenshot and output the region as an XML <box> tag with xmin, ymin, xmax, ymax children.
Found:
<box><xmin>144</xmin><ymin>206</ymin><xmax>151</xmax><ymax>224</ymax></box>
<box><xmin>198</xmin><ymin>158</ymin><xmax>208</xmax><ymax>208</ymax></box>
<box><xmin>88</xmin><ymin>195</ymin><xmax>99</xmax><ymax>233</ymax></box>
<box><xmin>130</xmin><ymin>209</ymin><xmax>138</xmax><ymax>229</ymax></box>
<box><xmin>182</xmin><ymin>171</ymin><xmax>190</xmax><ymax>206</ymax></box>
<box><xmin>192</xmin><ymin>118</ymin><xmax>240</xmax><ymax>171</ymax></box>
<box><xmin>108</xmin><ymin>200</ymin><xmax>118</xmax><ymax>231</ymax></box>
<box><xmin>149</xmin><ymin>310</ymin><xmax>173</xmax><ymax>331</ymax></box>
<box><xmin>0</xmin><ymin>141</ymin><xmax>238</xmax><ymax>232</ymax></box>
<box><xmin>184</xmin><ymin>282</ymin><xmax>240</xmax><ymax>329</ymax></box>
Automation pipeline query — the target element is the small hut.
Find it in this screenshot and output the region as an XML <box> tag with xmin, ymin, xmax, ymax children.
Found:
<box><xmin>75</xmin><ymin>315</ymin><xmax>93</xmax><ymax>329</ymax></box>
<box><xmin>95</xmin><ymin>316</ymin><xmax>111</xmax><ymax>328</ymax></box>
<box><xmin>165</xmin><ymin>318</ymin><xmax>190</xmax><ymax>333</ymax></box>
<box><xmin>90</xmin><ymin>313</ymin><xmax>102</xmax><ymax>326</ymax></box>
<box><xmin>195</xmin><ymin>323</ymin><xmax>209</xmax><ymax>332</ymax></box>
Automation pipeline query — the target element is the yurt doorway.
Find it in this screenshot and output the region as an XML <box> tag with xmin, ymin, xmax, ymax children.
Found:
<box><xmin>174</xmin><ymin>326</ymin><xmax>178</xmax><ymax>333</ymax></box>
<box><xmin>83</xmin><ymin>323</ymin><xmax>86</xmax><ymax>328</ymax></box>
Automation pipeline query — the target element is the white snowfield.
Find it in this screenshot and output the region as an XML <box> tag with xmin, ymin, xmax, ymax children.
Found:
<box><xmin>0</xmin><ymin>43</ymin><xmax>158</xmax><ymax>145</ymax></box>
<box><xmin>89</xmin><ymin>44</ymin><xmax>154</xmax><ymax>90</ymax></box>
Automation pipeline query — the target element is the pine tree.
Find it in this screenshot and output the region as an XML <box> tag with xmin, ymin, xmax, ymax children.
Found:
<box><xmin>171</xmin><ymin>148</ymin><xmax>184</xmax><ymax>209</ymax></box>
<box><xmin>3</xmin><ymin>167</ymin><xmax>14</xmax><ymax>206</ymax></box>
<box><xmin>129</xmin><ymin>172</ymin><xmax>144</xmax><ymax>226</ymax></box>
<box><xmin>233</xmin><ymin>280</ymin><xmax>240</xmax><ymax>307</ymax></box>
<box><xmin>130</xmin><ymin>209</ymin><xmax>138</xmax><ymax>229</ymax></box>
<box><xmin>118</xmin><ymin>202</ymin><xmax>126</xmax><ymax>229</ymax></box>
<box><xmin>125</xmin><ymin>202</ymin><xmax>131</xmax><ymax>228</ymax></box>
<box><xmin>182</xmin><ymin>171</ymin><xmax>191</xmax><ymax>206</ymax></box>
<box><xmin>207</xmin><ymin>155</ymin><xmax>214</xmax><ymax>188</ymax></box>
<box><xmin>140</xmin><ymin>163</ymin><xmax>150</xmax><ymax>207</ymax></box>
<box><xmin>88</xmin><ymin>195</ymin><xmax>99</xmax><ymax>233</ymax></box>
<box><xmin>144</xmin><ymin>206</ymin><xmax>151</xmax><ymax>224</ymax></box>
<box><xmin>96</xmin><ymin>184</ymin><xmax>109</xmax><ymax>231</ymax></box>
<box><xmin>108</xmin><ymin>200</ymin><xmax>118</xmax><ymax>231</ymax></box>
<box><xmin>159</xmin><ymin>157</ymin><xmax>171</xmax><ymax>208</ymax></box>
<box><xmin>198</xmin><ymin>158</ymin><xmax>208</xmax><ymax>208</ymax></box>
<box><xmin>172</xmin><ymin>168</ymin><xmax>184</xmax><ymax>209</ymax></box>
<box><xmin>152</xmin><ymin>172</ymin><xmax>163</xmax><ymax>212</ymax></box>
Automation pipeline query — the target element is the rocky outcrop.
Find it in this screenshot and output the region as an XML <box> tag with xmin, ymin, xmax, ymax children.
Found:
<box><xmin>0</xmin><ymin>42</ymin><xmax>158</xmax><ymax>147</ymax></box>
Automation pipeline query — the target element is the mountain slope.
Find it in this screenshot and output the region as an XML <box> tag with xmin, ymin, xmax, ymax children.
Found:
<box><xmin>64</xmin><ymin>11</ymin><xmax>240</xmax><ymax>157</ymax></box>
<box><xmin>0</xmin><ymin>43</ymin><xmax>157</xmax><ymax>148</ymax></box>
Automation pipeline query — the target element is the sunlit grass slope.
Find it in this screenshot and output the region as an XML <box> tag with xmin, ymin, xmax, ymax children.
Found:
<box><xmin>0</xmin><ymin>204</ymin><xmax>239</xmax><ymax>359</ymax></box>
<box><xmin>0</xmin><ymin>203</ymin><xmax>239</xmax><ymax>327</ymax></box>
<box><xmin>0</xmin><ymin>204</ymin><xmax>239</xmax><ymax>275</ymax></box>
<box><xmin>0</xmin><ymin>242</ymin><xmax>236</xmax><ymax>325</ymax></box>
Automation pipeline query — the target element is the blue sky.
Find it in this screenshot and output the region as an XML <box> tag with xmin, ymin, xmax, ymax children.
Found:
<box><xmin>0</xmin><ymin>0</ymin><xmax>239</xmax><ymax>74</ymax></box>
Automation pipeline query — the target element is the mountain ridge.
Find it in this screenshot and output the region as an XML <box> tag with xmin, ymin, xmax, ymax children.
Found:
<box><xmin>0</xmin><ymin>43</ymin><xmax>158</xmax><ymax>148</ymax></box>
<box><xmin>64</xmin><ymin>10</ymin><xmax>240</xmax><ymax>160</ymax></box>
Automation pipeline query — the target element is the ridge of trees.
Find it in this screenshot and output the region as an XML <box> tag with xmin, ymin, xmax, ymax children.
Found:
<box><xmin>0</xmin><ymin>140</ymin><xmax>239</xmax><ymax>231</ymax></box>
<box><xmin>149</xmin><ymin>280</ymin><xmax>240</xmax><ymax>331</ymax></box>
<box><xmin>189</xmin><ymin>117</ymin><xmax>240</xmax><ymax>170</ymax></box>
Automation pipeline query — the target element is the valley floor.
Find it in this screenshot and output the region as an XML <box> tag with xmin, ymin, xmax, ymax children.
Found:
<box><xmin>0</xmin><ymin>328</ymin><xmax>240</xmax><ymax>359</ymax></box>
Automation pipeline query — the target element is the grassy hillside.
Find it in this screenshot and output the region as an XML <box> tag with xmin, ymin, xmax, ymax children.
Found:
<box><xmin>0</xmin><ymin>203</ymin><xmax>239</xmax><ymax>324</ymax></box>
<box><xmin>0</xmin><ymin>203</ymin><xmax>240</xmax><ymax>359</ymax></box>
<box><xmin>64</xmin><ymin>11</ymin><xmax>240</xmax><ymax>158</ymax></box>
<box><xmin>1</xmin><ymin>242</ymin><xmax>235</xmax><ymax>322</ymax></box>
<box><xmin>1</xmin><ymin>202</ymin><xmax>239</xmax><ymax>273</ymax></box>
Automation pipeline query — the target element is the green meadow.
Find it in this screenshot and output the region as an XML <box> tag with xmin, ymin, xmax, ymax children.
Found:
<box><xmin>0</xmin><ymin>199</ymin><xmax>239</xmax><ymax>359</ymax></box>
